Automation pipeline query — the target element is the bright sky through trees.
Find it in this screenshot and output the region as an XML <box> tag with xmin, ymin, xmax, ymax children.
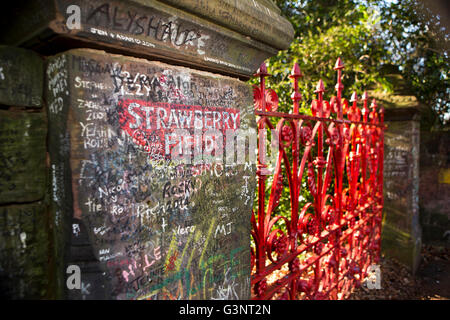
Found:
<box><xmin>266</xmin><ymin>0</ymin><xmax>449</xmax><ymax>128</ymax></box>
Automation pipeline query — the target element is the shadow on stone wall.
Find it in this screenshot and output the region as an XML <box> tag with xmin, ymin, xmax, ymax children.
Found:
<box><xmin>419</xmin><ymin>130</ymin><xmax>450</xmax><ymax>245</ymax></box>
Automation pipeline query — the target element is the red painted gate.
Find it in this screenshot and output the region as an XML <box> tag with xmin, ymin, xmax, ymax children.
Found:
<box><xmin>251</xmin><ymin>59</ymin><xmax>385</xmax><ymax>300</ymax></box>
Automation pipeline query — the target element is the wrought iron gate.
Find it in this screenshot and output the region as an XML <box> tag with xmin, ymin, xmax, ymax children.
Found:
<box><xmin>251</xmin><ymin>59</ymin><xmax>385</xmax><ymax>300</ymax></box>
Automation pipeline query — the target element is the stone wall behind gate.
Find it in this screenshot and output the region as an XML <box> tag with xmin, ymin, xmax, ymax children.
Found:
<box><xmin>419</xmin><ymin>131</ymin><xmax>450</xmax><ymax>245</ymax></box>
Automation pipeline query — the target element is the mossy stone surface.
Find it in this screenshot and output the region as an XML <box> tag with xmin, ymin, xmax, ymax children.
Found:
<box><xmin>0</xmin><ymin>110</ymin><xmax>47</xmax><ymax>204</ymax></box>
<box><xmin>0</xmin><ymin>46</ymin><xmax>43</xmax><ymax>107</ymax></box>
<box><xmin>0</xmin><ymin>202</ymin><xmax>49</xmax><ymax>299</ymax></box>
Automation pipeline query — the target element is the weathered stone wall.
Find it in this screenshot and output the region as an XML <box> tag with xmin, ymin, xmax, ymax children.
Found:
<box><xmin>0</xmin><ymin>0</ymin><xmax>293</xmax><ymax>299</ymax></box>
<box><xmin>419</xmin><ymin>130</ymin><xmax>450</xmax><ymax>244</ymax></box>
<box><xmin>0</xmin><ymin>46</ymin><xmax>50</xmax><ymax>299</ymax></box>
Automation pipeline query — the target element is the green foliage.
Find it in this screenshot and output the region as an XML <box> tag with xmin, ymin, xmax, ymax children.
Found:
<box><xmin>377</xmin><ymin>0</ymin><xmax>449</xmax><ymax>129</ymax></box>
<box><xmin>250</xmin><ymin>0</ymin><xmax>449</xmax><ymax>237</ymax></box>
<box><xmin>249</xmin><ymin>0</ymin><xmax>387</xmax><ymax>116</ymax></box>
<box><xmin>250</xmin><ymin>0</ymin><xmax>449</xmax><ymax>128</ymax></box>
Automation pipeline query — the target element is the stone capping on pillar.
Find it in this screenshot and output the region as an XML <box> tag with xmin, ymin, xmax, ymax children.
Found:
<box><xmin>383</xmin><ymin>107</ymin><xmax>421</xmax><ymax>122</ymax></box>
<box><xmin>369</xmin><ymin>72</ymin><xmax>425</xmax><ymax>121</ymax></box>
<box><xmin>0</xmin><ymin>0</ymin><xmax>294</xmax><ymax>80</ymax></box>
<box><xmin>154</xmin><ymin>0</ymin><xmax>294</xmax><ymax>50</ymax></box>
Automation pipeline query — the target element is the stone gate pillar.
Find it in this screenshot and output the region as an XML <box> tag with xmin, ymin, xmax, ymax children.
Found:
<box><xmin>0</xmin><ymin>0</ymin><xmax>294</xmax><ymax>299</ymax></box>
<box><xmin>382</xmin><ymin>108</ymin><xmax>421</xmax><ymax>274</ymax></box>
<box><xmin>371</xmin><ymin>75</ymin><xmax>422</xmax><ymax>274</ymax></box>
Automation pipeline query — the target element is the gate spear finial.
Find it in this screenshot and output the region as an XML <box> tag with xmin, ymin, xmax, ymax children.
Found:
<box><xmin>255</xmin><ymin>62</ymin><xmax>270</xmax><ymax>77</ymax></box>
<box><xmin>362</xmin><ymin>91</ymin><xmax>369</xmax><ymax>121</ymax></box>
<box><xmin>334</xmin><ymin>57</ymin><xmax>344</xmax><ymax>70</ymax></box>
<box><xmin>315</xmin><ymin>79</ymin><xmax>325</xmax><ymax>93</ymax></box>
<box><xmin>334</xmin><ymin>58</ymin><xmax>344</xmax><ymax>119</ymax></box>
<box><xmin>290</xmin><ymin>63</ymin><xmax>302</xmax><ymax>114</ymax></box>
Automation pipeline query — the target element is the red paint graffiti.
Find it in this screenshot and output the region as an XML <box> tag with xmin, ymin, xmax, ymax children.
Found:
<box><xmin>118</xmin><ymin>99</ymin><xmax>241</xmax><ymax>159</ymax></box>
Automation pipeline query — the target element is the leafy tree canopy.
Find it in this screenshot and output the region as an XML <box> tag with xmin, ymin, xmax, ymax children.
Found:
<box><xmin>253</xmin><ymin>0</ymin><xmax>449</xmax><ymax>129</ymax></box>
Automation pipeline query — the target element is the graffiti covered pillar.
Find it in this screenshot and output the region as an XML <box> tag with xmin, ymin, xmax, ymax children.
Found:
<box><xmin>0</xmin><ymin>0</ymin><xmax>295</xmax><ymax>299</ymax></box>
<box><xmin>47</xmin><ymin>50</ymin><xmax>262</xmax><ymax>299</ymax></box>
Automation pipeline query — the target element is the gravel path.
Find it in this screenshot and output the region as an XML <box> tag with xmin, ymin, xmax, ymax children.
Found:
<box><xmin>349</xmin><ymin>245</ymin><xmax>450</xmax><ymax>300</ymax></box>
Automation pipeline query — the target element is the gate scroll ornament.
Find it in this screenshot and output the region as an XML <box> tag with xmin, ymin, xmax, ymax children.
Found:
<box><xmin>251</xmin><ymin>58</ymin><xmax>385</xmax><ymax>300</ymax></box>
